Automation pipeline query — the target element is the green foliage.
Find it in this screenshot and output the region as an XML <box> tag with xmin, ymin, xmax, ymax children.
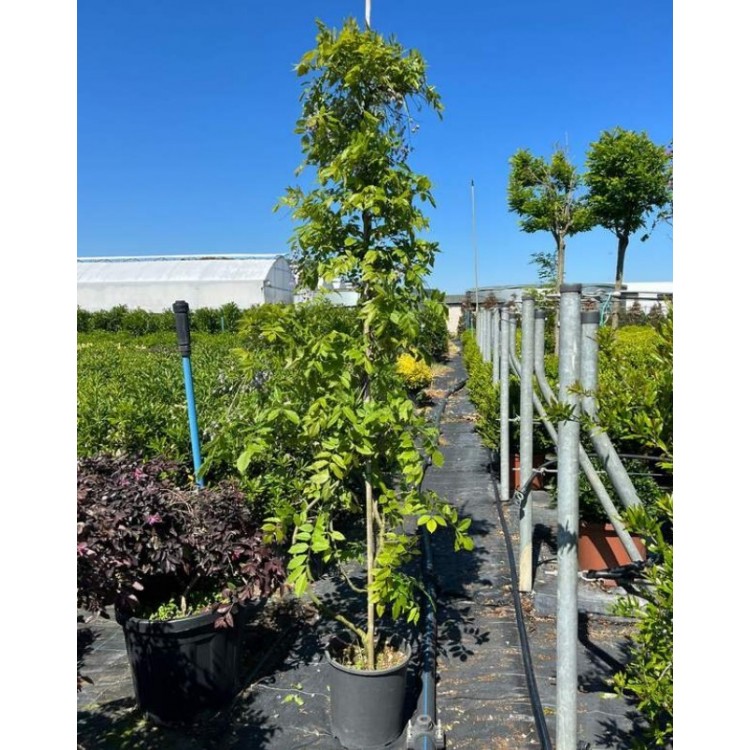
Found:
<box><xmin>76</xmin><ymin>331</ymin><xmax>241</xmax><ymax>473</ymax></box>
<box><xmin>77</xmin><ymin>303</ymin><xmax>248</xmax><ymax>334</ymax></box>
<box><xmin>585</xmin><ymin>128</ymin><xmax>672</xmax><ymax>241</ymax></box>
<box><xmin>577</xmin><ymin>453</ymin><xmax>663</xmax><ymax>523</ymax></box>
<box><xmin>612</xmin><ymin>495</ymin><xmax>673</xmax><ymax>748</ymax></box>
<box><xmin>417</xmin><ymin>292</ymin><xmax>450</xmax><ymax>362</ymax></box>
<box><xmin>529</xmin><ymin>251</ymin><xmax>556</xmax><ymax>285</ymax></box>
<box><xmin>396</xmin><ymin>353</ymin><xmax>432</xmax><ymax>392</ymax></box>
<box><xmin>584</xmin><ymin>128</ymin><xmax>672</xmax><ymax>327</ymax></box>
<box><xmin>595</xmin><ymin>313</ymin><xmax>673</xmax><ymax>465</ymax></box>
<box><xmin>461</xmin><ymin>331</ymin><xmax>500</xmax><ymax>449</ymax></box>
<box><xmin>232</xmin><ymin>18</ymin><xmax>470</xmax><ymax>667</ymax></box>
<box><xmin>508</xmin><ymin>146</ymin><xmax>592</xmax><ymax>293</ymax></box>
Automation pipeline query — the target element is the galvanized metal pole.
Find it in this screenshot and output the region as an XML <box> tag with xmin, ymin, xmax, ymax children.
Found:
<box><xmin>580</xmin><ymin>306</ymin><xmax>643</xmax><ymax>511</ymax></box>
<box><xmin>492</xmin><ymin>307</ymin><xmax>500</xmax><ymax>385</ymax></box>
<box><xmin>476</xmin><ymin>307</ymin><xmax>483</xmax><ymax>357</ymax></box>
<box><xmin>556</xmin><ymin>284</ymin><xmax>581</xmax><ymax>750</ymax></box>
<box><xmin>508</xmin><ymin>311</ymin><xmax>518</xmax><ymax>491</ymax></box>
<box><xmin>519</xmin><ymin>295</ymin><xmax>535</xmax><ymax>592</ymax></box>
<box><xmin>471</xmin><ymin>180</ymin><xmax>479</xmax><ymax>316</ymax></box>
<box><xmin>534</xmin><ymin>309</ymin><xmax>547</xmax><ymax>383</ymax></box>
<box><xmin>480</xmin><ymin>308</ymin><xmax>488</xmax><ymax>362</ymax></box>
<box><xmin>486</xmin><ymin>308</ymin><xmax>493</xmax><ymax>364</ymax></box>
<box><xmin>499</xmin><ymin>304</ymin><xmax>510</xmax><ymax>503</ymax></box>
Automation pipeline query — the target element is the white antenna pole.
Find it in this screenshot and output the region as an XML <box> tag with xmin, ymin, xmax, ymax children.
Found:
<box><xmin>365</xmin><ymin>0</ymin><xmax>371</xmax><ymax>29</ymax></box>
<box><xmin>471</xmin><ymin>179</ymin><xmax>479</xmax><ymax>314</ymax></box>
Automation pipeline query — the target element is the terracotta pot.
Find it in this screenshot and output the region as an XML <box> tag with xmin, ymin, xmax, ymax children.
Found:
<box><xmin>578</xmin><ymin>522</ymin><xmax>646</xmax><ymax>577</ymax></box>
<box><xmin>510</xmin><ymin>453</ymin><xmax>546</xmax><ymax>492</ymax></box>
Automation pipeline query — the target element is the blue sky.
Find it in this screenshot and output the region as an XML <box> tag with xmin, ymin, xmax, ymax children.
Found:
<box><xmin>77</xmin><ymin>0</ymin><xmax>673</xmax><ymax>295</ymax></box>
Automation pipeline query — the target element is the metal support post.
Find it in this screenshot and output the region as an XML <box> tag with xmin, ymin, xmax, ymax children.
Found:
<box><xmin>519</xmin><ymin>295</ymin><xmax>535</xmax><ymax>592</ymax></box>
<box><xmin>499</xmin><ymin>304</ymin><xmax>510</xmax><ymax>503</ymax></box>
<box><xmin>556</xmin><ymin>284</ymin><xmax>581</xmax><ymax>750</ymax></box>
<box><xmin>491</xmin><ymin>307</ymin><xmax>500</xmax><ymax>385</ymax></box>
<box><xmin>580</xmin><ymin>307</ymin><xmax>643</xmax><ymax>511</ymax></box>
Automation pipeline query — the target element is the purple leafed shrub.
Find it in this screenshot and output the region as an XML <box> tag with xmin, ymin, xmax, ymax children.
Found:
<box><xmin>77</xmin><ymin>454</ymin><xmax>286</xmax><ymax>627</ymax></box>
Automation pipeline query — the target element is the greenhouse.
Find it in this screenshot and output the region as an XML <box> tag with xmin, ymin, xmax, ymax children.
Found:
<box><xmin>77</xmin><ymin>254</ymin><xmax>295</xmax><ymax>312</ymax></box>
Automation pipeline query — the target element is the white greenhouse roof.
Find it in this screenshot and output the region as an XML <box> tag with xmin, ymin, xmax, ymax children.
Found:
<box><xmin>77</xmin><ymin>254</ymin><xmax>287</xmax><ymax>284</ymax></box>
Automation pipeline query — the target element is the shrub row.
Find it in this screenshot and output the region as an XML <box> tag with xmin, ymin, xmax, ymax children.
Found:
<box><xmin>77</xmin><ymin>302</ymin><xmax>246</xmax><ymax>335</ymax></box>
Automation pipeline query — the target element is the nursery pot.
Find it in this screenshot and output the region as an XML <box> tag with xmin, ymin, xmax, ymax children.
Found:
<box><xmin>510</xmin><ymin>453</ymin><xmax>546</xmax><ymax>492</ymax></box>
<box><xmin>326</xmin><ymin>636</ymin><xmax>412</xmax><ymax>750</ymax></box>
<box><xmin>116</xmin><ymin>603</ymin><xmax>253</xmax><ymax>723</ymax></box>
<box><xmin>578</xmin><ymin>522</ymin><xmax>646</xmax><ymax>581</ymax></box>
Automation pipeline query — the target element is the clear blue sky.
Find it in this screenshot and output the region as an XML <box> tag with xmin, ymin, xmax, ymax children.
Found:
<box><xmin>77</xmin><ymin>0</ymin><xmax>673</xmax><ymax>295</ymax></box>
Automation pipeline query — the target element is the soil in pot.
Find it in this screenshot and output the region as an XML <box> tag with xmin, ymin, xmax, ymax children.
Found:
<box><xmin>326</xmin><ymin>636</ymin><xmax>412</xmax><ymax>750</ymax></box>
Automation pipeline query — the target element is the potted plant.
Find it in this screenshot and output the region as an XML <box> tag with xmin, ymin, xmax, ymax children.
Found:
<box><xmin>229</xmin><ymin>18</ymin><xmax>473</xmax><ymax>749</ymax></box>
<box><xmin>576</xmin><ymin>454</ymin><xmax>660</xmax><ymax>578</ymax></box>
<box><xmin>77</xmin><ymin>454</ymin><xmax>286</xmax><ymax>724</ymax></box>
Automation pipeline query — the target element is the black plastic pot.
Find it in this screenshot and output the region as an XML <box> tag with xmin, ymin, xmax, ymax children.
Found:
<box><xmin>117</xmin><ymin>603</ymin><xmax>253</xmax><ymax>724</ymax></box>
<box><xmin>326</xmin><ymin>636</ymin><xmax>412</xmax><ymax>750</ymax></box>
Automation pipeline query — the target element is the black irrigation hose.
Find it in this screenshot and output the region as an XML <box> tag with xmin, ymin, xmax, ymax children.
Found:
<box><xmin>489</xmin><ymin>447</ymin><xmax>554</xmax><ymax>750</ymax></box>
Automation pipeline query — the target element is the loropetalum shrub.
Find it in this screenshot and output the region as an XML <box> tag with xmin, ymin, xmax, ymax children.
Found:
<box><xmin>77</xmin><ymin>454</ymin><xmax>286</xmax><ymax>626</ymax></box>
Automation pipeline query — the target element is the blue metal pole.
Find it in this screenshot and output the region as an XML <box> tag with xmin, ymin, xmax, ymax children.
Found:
<box><xmin>181</xmin><ymin>354</ymin><xmax>204</xmax><ymax>488</ymax></box>
<box><xmin>173</xmin><ymin>300</ymin><xmax>204</xmax><ymax>488</ymax></box>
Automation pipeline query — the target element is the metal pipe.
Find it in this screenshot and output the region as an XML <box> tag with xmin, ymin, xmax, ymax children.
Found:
<box><xmin>491</xmin><ymin>307</ymin><xmax>499</xmax><ymax>385</ymax></box>
<box><xmin>499</xmin><ymin>305</ymin><xmax>510</xmax><ymax>503</ymax></box>
<box><xmin>556</xmin><ymin>284</ymin><xmax>581</xmax><ymax>750</ymax></box>
<box><xmin>480</xmin><ymin>308</ymin><xmax>487</xmax><ymax>362</ymax></box>
<box><xmin>173</xmin><ymin>300</ymin><xmax>204</xmax><ymax>488</ymax></box>
<box><xmin>484</xmin><ymin>310</ymin><xmax>492</xmax><ymax>362</ymax></box>
<box><xmin>471</xmin><ymin>179</ymin><xmax>479</xmax><ymax>316</ymax></box>
<box><xmin>580</xmin><ymin>308</ymin><xmax>643</xmax><ymax>511</ymax></box>
<box><xmin>534</xmin><ymin>309</ymin><xmax>546</xmax><ymax>382</ymax></box>
<box><xmin>519</xmin><ymin>295</ymin><xmax>535</xmax><ymax>592</ymax></box>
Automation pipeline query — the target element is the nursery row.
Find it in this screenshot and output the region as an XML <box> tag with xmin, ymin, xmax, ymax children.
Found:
<box><xmin>460</xmin><ymin>310</ymin><xmax>673</xmax><ymax>748</ymax></box>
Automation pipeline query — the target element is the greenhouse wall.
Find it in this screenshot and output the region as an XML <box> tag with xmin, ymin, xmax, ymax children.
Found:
<box><xmin>77</xmin><ymin>254</ymin><xmax>294</xmax><ymax>312</ymax></box>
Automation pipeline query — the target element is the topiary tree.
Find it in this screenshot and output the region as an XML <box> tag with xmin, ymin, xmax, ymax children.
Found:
<box><xmin>584</xmin><ymin>128</ymin><xmax>672</xmax><ymax>328</ymax></box>
<box><xmin>508</xmin><ymin>146</ymin><xmax>592</xmax><ymax>297</ymax></box>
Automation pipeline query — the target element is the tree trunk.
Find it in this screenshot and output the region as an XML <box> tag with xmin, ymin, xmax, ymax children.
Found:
<box><xmin>553</xmin><ymin>234</ymin><xmax>566</xmax><ymax>354</ymax></box>
<box><xmin>611</xmin><ymin>234</ymin><xmax>629</xmax><ymax>330</ymax></box>
<box><xmin>361</xmin><ymin>212</ymin><xmax>376</xmax><ymax>671</ymax></box>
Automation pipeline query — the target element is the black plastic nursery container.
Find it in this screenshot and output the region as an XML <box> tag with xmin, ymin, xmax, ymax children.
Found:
<box><xmin>117</xmin><ymin>605</ymin><xmax>250</xmax><ymax>724</ymax></box>
<box><xmin>326</xmin><ymin>636</ymin><xmax>412</xmax><ymax>750</ymax></box>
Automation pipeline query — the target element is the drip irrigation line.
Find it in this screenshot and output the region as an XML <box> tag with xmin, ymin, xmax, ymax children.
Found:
<box><xmin>488</xmin><ymin>447</ymin><xmax>554</xmax><ymax>750</ymax></box>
